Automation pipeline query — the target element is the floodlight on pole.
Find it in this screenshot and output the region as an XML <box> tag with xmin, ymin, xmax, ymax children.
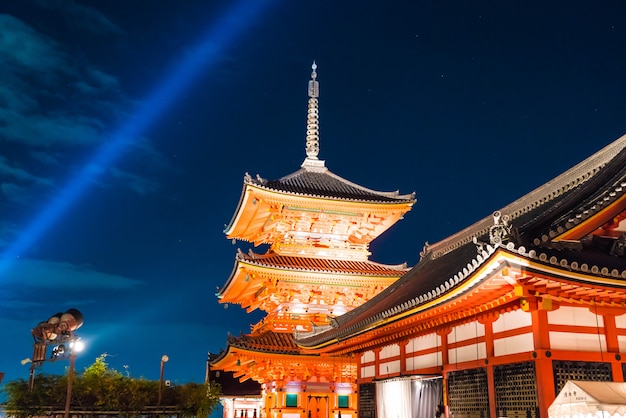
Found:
<box><xmin>27</xmin><ymin>308</ymin><xmax>84</xmax><ymax>392</ymax></box>
<box><xmin>64</xmin><ymin>338</ymin><xmax>85</xmax><ymax>418</ymax></box>
<box><xmin>158</xmin><ymin>354</ymin><xmax>169</xmax><ymax>406</ymax></box>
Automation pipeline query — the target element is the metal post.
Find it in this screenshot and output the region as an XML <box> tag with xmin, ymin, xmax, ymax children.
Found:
<box><xmin>158</xmin><ymin>354</ymin><xmax>168</xmax><ymax>405</ymax></box>
<box><xmin>64</xmin><ymin>352</ymin><xmax>76</xmax><ymax>418</ymax></box>
<box><xmin>28</xmin><ymin>364</ymin><xmax>35</xmax><ymax>392</ymax></box>
<box><xmin>205</xmin><ymin>352</ymin><xmax>211</xmax><ymax>383</ymax></box>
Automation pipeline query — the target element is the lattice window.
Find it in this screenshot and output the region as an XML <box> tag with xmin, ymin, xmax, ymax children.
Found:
<box><xmin>552</xmin><ymin>360</ymin><xmax>612</xmax><ymax>396</ymax></box>
<box><xmin>494</xmin><ymin>362</ymin><xmax>539</xmax><ymax>418</ymax></box>
<box><xmin>447</xmin><ymin>368</ymin><xmax>489</xmax><ymax>418</ymax></box>
<box><xmin>358</xmin><ymin>383</ymin><xmax>375</xmax><ymax>418</ymax></box>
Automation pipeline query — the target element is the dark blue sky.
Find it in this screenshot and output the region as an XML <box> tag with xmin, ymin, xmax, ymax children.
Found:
<box><xmin>1</xmin><ymin>0</ymin><xmax>625</xmax><ymax>388</ymax></box>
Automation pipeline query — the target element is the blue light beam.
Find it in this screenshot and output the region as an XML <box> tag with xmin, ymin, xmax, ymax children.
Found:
<box><xmin>0</xmin><ymin>0</ymin><xmax>276</xmax><ymax>275</ymax></box>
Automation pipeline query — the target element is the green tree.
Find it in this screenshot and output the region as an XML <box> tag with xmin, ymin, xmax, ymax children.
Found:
<box><xmin>3</xmin><ymin>353</ymin><xmax>222</xmax><ymax>418</ymax></box>
<box><xmin>4</xmin><ymin>373</ymin><xmax>66</xmax><ymax>417</ymax></box>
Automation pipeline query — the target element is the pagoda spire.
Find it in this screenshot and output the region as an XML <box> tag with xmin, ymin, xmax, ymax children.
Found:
<box><xmin>302</xmin><ymin>61</ymin><xmax>325</xmax><ymax>169</ymax></box>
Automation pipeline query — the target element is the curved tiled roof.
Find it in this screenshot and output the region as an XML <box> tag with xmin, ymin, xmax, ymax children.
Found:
<box><xmin>428</xmin><ymin>134</ymin><xmax>626</xmax><ymax>258</ymax></box>
<box><xmin>237</xmin><ymin>250</ymin><xmax>410</xmax><ymax>276</ymax></box>
<box><xmin>226</xmin><ymin>330</ymin><xmax>301</xmax><ymax>355</ymax></box>
<box><xmin>296</xmin><ymin>134</ymin><xmax>626</xmax><ymax>348</ymax></box>
<box><xmin>245</xmin><ymin>165</ymin><xmax>415</xmax><ymax>204</ymax></box>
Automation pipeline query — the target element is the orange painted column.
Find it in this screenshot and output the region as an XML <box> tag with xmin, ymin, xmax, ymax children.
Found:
<box><xmin>479</xmin><ymin>314</ymin><xmax>497</xmax><ymax>418</ymax></box>
<box><xmin>531</xmin><ymin>308</ymin><xmax>555</xmax><ymax>415</ymax></box>
<box><xmin>399</xmin><ymin>341</ymin><xmax>408</xmax><ymax>374</ymax></box>
<box><xmin>603</xmin><ymin>314</ymin><xmax>623</xmax><ymax>381</ymax></box>
<box><xmin>603</xmin><ymin>314</ymin><xmax>619</xmax><ymax>353</ymax></box>
<box><xmin>437</xmin><ymin>328</ymin><xmax>451</xmax><ymax>410</ymax></box>
<box><xmin>373</xmin><ymin>348</ymin><xmax>382</xmax><ymax>379</ymax></box>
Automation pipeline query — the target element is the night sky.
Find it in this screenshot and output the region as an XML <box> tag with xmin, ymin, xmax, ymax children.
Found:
<box><xmin>1</xmin><ymin>0</ymin><xmax>626</xmax><ymax>389</ymax></box>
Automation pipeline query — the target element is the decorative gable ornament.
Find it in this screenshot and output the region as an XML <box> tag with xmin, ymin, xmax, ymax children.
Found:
<box><xmin>489</xmin><ymin>211</ymin><xmax>513</xmax><ymax>245</ymax></box>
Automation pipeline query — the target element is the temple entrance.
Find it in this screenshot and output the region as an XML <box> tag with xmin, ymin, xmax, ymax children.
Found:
<box><xmin>307</xmin><ymin>395</ymin><xmax>329</xmax><ymax>418</ymax></box>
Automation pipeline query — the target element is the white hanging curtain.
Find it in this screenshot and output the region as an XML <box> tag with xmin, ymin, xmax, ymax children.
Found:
<box><xmin>411</xmin><ymin>378</ymin><xmax>443</xmax><ymax>418</ymax></box>
<box><xmin>376</xmin><ymin>378</ymin><xmax>412</xmax><ymax>418</ymax></box>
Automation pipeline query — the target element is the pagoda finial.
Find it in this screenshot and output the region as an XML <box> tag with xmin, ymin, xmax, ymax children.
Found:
<box><xmin>302</xmin><ymin>61</ymin><xmax>324</xmax><ymax>168</ymax></box>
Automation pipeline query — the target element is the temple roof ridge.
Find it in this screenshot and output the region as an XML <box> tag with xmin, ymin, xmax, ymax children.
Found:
<box><xmin>427</xmin><ymin>133</ymin><xmax>626</xmax><ymax>258</ymax></box>
<box><xmin>244</xmin><ymin>166</ymin><xmax>415</xmax><ymax>203</ymax></box>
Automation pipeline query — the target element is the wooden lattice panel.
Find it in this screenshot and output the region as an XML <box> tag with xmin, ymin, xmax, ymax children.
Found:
<box><xmin>552</xmin><ymin>360</ymin><xmax>612</xmax><ymax>396</ymax></box>
<box><xmin>494</xmin><ymin>362</ymin><xmax>539</xmax><ymax>418</ymax></box>
<box><xmin>447</xmin><ymin>368</ymin><xmax>489</xmax><ymax>418</ymax></box>
<box><xmin>358</xmin><ymin>383</ymin><xmax>375</xmax><ymax>418</ymax></box>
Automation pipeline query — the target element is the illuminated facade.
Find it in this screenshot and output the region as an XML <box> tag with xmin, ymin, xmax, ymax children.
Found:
<box><xmin>297</xmin><ymin>134</ymin><xmax>626</xmax><ymax>418</ymax></box>
<box><xmin>211</xmin><ymin>63</ymin><xmax>415</xmax><ymax>418</ymax></box>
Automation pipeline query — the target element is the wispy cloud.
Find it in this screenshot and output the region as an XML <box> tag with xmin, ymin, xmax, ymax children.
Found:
<box><xmin>30</xmin><ymin>0</ymin><xmax>124</xmax><ymax>37</ymax></box>
<box><xmin>2</xmin><ymin>258</ymin><xmax>143</xmax><ymax>290</ymax></box>
<box><xmin>0</xmin><ymin>14</ymin><xmax>121</xmax><ymax>147</ymax></box>
<box><xmin>109</xmin><ymin>168</ymin><xmax>161</xmax><ymax>196</ymax></box>
<box><xmin>0</xmin><ymin>10</ymin><xmax>170</xmax><ymax>206</ymax></box>
<box><xmin>0</xmin><ymin>155</ymin><xmax>54</xmax><ymax>203</ymax></box>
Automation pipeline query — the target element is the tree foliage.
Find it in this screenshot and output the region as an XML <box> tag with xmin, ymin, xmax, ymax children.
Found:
<box><xmin>3</xmin><ymin>354</ymin><xmax>222</xmax><ymax>418</ymax></box>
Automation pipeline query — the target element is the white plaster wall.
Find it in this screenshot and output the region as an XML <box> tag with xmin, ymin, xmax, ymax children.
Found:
<box><xmin>283</xmin><ymin>414</ymin><xmax>300</xmax><ymax>418</ymax></box>
<box><xmin>378</xmin><ymin>359</ymin><xmax>401</xmax><ymax>376</ymax></box>
<box><xmin>405</xmin><ymin>351</ymin><xmax>442</xmax><ymax>371</ymax></box>
<box><xmin>549</xmin><ymin>331</ymin><xmax>607</xmax><ymax>351</ymax></box>
<box><xmin>615</xmin><ymin>314</ymin><xmax>626</xmax><ymax>328</ymax></box>
<box><xmin>448</xmin><ymin>342</ymin><xmax>486</xmax><ymax>364</ymax></box>
<box><xmin>492</xmin><ymin>309</ymin><xmax>532</xmax><ymax>332</ymax></box>
<box><xmin>449</xmin><ymin>321</ymin><xmax>484</xmax><ymax>343</ymax></box>
<box><xmin>361</xmin><ymin>365</ymin><xmax>375</xmax><ymax>378</ymax></box>
<box><xmin>379</xmin><ymin>344</ymin><xmax>400</xmax><ymax>359</ymax></box>
<box><xmin>619</xmin><ymin>335</ymin><xmax>626</xmax><ymax>352</ymax></box>
<box><xmin>362</xmin><ymin>351</ymin><xmax>375</xmax><ymax>363</ymax></box>
<box><xmin>548</xmin><ymin>306</ymin><xmax>604</xmax><ymax>327</ymax></box>
<box><xmin>494</xmin><ymin>332</ymin><xmax>534</xmax><ymax>356</ymax></box>
<box><xmin>406</xmin><ymin>333</ymin><xmax>440</xmax><ymax>354</ymax></box>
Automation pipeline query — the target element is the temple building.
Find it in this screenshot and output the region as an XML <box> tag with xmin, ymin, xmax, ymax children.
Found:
<box><xmin>211</xmin><ymin>62</ymin><xmax>626</xmax><ymax>418</ymax></box>
<box><xmin>210</xmin><ymin>63</ymin><xmax>415</xmax><ymax>418</ymax></box>
<box><xmin>297</xmin><ymin>133</ymin><xmax>626</xmax><ymax>418</ymax></box>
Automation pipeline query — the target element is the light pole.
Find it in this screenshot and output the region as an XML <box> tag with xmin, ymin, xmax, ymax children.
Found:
<box><xmin>27</xmin><ymin>309</ymin><xmax>84</xmax><ymax>391</ymax></box>
<box><xmin>158</xmin><ymin>354</ymin><xmax>169</xmax><ymax>406</ymax></box>
<box><xmin>64</xmin><ymin>339</ymin><xmax>85</xmax><ymax>418</ymax></box>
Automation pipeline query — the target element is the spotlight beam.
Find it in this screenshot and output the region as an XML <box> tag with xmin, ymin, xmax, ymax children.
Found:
<box><xmin>0</xmin><ymin>0</ymin><xmax>275</xmax><ymax>275</ymax></box>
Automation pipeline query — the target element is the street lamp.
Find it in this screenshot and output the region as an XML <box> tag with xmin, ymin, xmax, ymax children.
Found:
<box><xmin>64</xmin><ymin>339</ymin><xmax>85</xmax><ymax>418</ymax></box>
<box><xmin>27</xmin><ymin>309</ymin><xmax>84</xmax><ymax>391</ymax></box>
<box><xmin>158</xmin><ymin>354</ymin><xmax>169</xmax><ymax>406</ymax></box>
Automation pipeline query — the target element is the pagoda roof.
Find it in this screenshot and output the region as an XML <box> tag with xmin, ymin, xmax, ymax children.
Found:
<box><xmin>246</xmin><ymin>164</ymin><xmax>415</xmax><ymax>204</ymax></box>
<box><xmin>224</xmin><ymin>63</ymin><xmax>415</xmax><ymax>245</ymax></box>
<box><xmin>225</xmin><ymin>330</ymin><xmax>301</xmax><ymax>355</ymax></box>
<box><xmin>207</xmin><ymin>358</ymin><xmax>262</xmax><ymax>397</ymax></box>
<box><xmin>210</xmin><ymin>329</ymin><xmax>353</xmax><ymax>385</ymax></box>
<box><xmin>217</xmin><ymin>250</ymin><xmax>407</xmax><ymax>316</ymax></box>
<box><xmin>296</xmin><ymin>133</ymin><xmax>626</xmax><ymax>349</ymax></box>
<box><xmin>235</xmin><ymin>250</ymin><xmax>409</xmax><ymax>276</ymax></box>
<box><xmin>224</xmin><ymin>165</ymin><xmax>415</xmax><ymax>246</ymax></box>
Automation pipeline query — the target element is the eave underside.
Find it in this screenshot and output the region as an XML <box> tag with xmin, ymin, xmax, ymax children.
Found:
<box><xmin>299</xmin><ymin>253</ymin><xmax>626</xmax><ymax>355</ymax></box>
<box><xmin>211</xmin><ymin>345</ymin><xmax>355</xmax><ymax>385</ymax></box>
<box><xmin>225</xmin><ymin>185</ymin><xmax>414</xmax><ymax>249</ymax></box>
<box><xmin>218</xmin><ymin>256</ymin><xmax>406</xmax><ymax>332</ymax></box>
